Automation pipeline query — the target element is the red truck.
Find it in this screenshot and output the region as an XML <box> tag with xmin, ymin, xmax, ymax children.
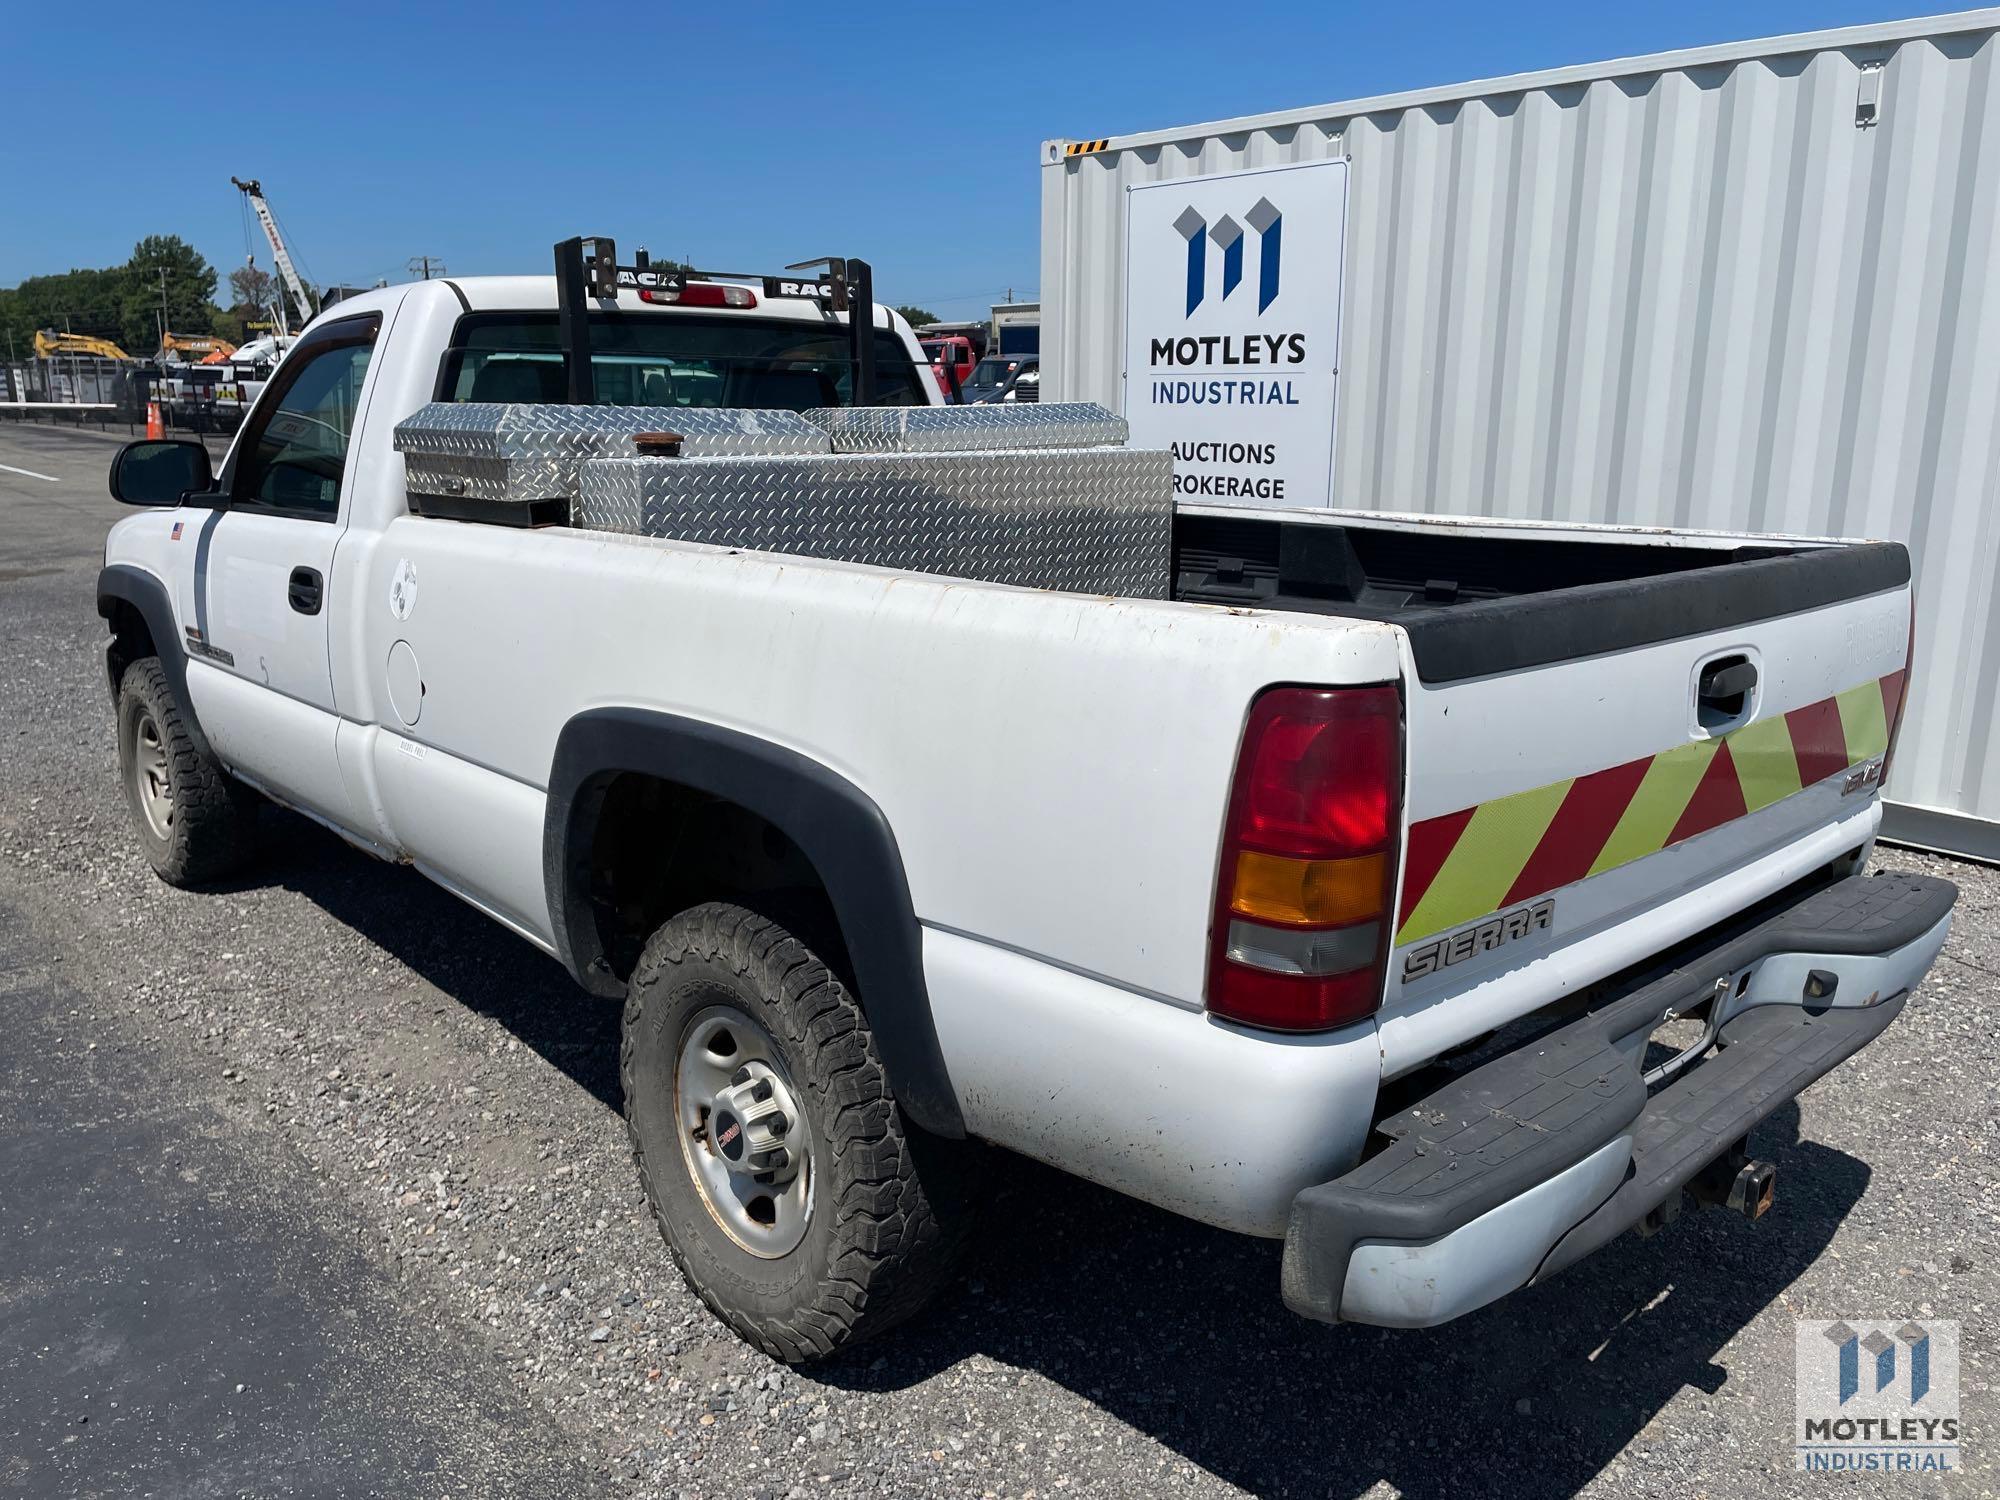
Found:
<box><xmin>920</xmin><ymin>335</ymin><xmax>977</xmax><ymax>397</ymax></box>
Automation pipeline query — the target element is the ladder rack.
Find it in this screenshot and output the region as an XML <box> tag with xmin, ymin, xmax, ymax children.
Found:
<box><xmin>551</xmin><ymin>236</ymin><xmax>879</xmax><ymax>407</ymax></box>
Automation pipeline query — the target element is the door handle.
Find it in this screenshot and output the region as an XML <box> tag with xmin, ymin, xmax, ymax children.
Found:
<box><xmin>1696</xmin><ymin>653</ymin><xmax>1757</xmax><ymax>731</ymax></box>
<box><xmin>288</xmin><ymin>566</ymin><xmax>323</xmax><ymax>616</ymax></box>
<box><xmin>1700</xmin><ymin>660</ymin><xmax>1758</xmax><ymax>700</ymax></box>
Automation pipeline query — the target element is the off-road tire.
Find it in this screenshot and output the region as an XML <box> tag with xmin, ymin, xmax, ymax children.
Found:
<box><xmin>115</xmin><ymin>657</ymin><xmax>260</xmax><ymax>886</ymax></box>
<box><xmin>622</xmin><ymin>902</ymin><xmax>973</xmax><ymax>1362</ymax></box>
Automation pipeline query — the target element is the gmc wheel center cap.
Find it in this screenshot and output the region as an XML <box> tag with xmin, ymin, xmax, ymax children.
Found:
<box><xmin>712</xmin><ymin>1110</ymin><xmax>745</xmax><ymax>1162</ymax></box>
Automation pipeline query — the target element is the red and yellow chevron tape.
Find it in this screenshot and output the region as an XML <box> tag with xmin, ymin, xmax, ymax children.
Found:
<box><xmin>1396</xmin><ymin>670</ymin><xmax>1907</xmax><ymax>947</ymax></box>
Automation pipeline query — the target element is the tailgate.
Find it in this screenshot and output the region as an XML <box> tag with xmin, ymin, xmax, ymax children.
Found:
<box><xmin>1382</xmin><ymin>547</ymin><xmax>1911</xmax><ymax>1074</ymax></box>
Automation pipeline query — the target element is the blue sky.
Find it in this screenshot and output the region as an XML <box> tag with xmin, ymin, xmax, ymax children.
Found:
<box><xmin>3</xmin><ymin>2</ymin><xmax>1935</xmax><ymax>320</ymax></box>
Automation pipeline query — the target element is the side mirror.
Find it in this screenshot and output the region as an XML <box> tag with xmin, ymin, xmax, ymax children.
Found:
<box><xmin>109</xmin><ymin>439</ymin><xmax>214</xmax><ymax>507</ymax></box>
<box><xmin>944</xmin><ymin>356</ymin><xmax>964</xmax><ymax>405</ymax></box>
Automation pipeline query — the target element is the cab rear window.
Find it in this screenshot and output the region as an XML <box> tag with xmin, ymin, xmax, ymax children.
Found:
<box><xmin>437</xmin><ymin>312</ymin><xmax>927</xmax><ymax>411</ymax></box>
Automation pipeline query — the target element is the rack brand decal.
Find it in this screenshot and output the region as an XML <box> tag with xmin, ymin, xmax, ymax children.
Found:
<box><xmin>1123</xmin><ymin>159</ymin><xmax>1347</xmax><ymax>509</ymax></box>
<box><xmin>763</xmin><ymin>278</ymin><xmax>835</xmax><ymax>302</ymax></box>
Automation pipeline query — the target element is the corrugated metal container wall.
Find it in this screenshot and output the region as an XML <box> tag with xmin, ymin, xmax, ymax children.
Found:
<box><xmin>1041</xmin><ymin>11</ymin><xmax>2000</xmax><ymax>860</ymax></box>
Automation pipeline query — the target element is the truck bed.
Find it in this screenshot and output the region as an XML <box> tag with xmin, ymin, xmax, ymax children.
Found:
<box><xmin>1171</xmin><ymin>504</ymin><xmax>1909</xmax><ymax>683</ymax></box>
<box><xmin>394</xmin><ymin>399</ymin><xmax>1905</xmax><ymax>684</ymax></box>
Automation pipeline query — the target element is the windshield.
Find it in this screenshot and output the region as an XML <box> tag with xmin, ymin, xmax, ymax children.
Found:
<box><xmin>441</xmin><ymin>312</ymin><xmax>929</xmax><ymax>410</ymax></box>
<box><xmin>968</xmin><ymin>357</ymin><xmax>1018</xmax><ymax>387</ymax></box>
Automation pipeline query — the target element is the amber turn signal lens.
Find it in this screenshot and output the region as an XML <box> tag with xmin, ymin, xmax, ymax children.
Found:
<box><xmin>1228</xmin><ymin>850</ymin><xmax>1388</xmax><ymax>928</ymax></box>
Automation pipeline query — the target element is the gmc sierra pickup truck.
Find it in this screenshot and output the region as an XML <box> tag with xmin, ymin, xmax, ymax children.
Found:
<box><xmin>97</xmin><ymin>246</ymin><xmax>1955</xmax><ymax>1363</ymax></box>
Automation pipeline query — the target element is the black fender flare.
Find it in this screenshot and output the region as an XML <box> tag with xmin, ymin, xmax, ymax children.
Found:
<box><xmin>96</xmin><ymin>564</ymin><xmax>200</xmax><ymax>726</ymax></box>
<box><xmin>543</xmin><ymin>707</ymin><xmax>964</xmax><ymax>1139</ymax></box>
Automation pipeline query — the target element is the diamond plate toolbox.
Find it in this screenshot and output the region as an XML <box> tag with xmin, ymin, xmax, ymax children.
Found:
<box><xmin>574</xmin><ymin>445</ymin><xmax>1173</xmax><ymax>598</ymax></box>
<box><xmin>394</xmin><ymin>402</ymin><xmax>828</xmax><ymax>508</ymax></box>
<box><xmin>799</xmin><ymin>402</ymin><xmax>1128</xmax><ymax>454</ymax></box>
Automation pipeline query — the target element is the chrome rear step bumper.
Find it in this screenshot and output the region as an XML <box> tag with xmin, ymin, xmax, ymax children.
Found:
<box><xmin>1281</xmin><ymin>871</ymin><xmax>1956</xmax><ymax>1328</ymax></box>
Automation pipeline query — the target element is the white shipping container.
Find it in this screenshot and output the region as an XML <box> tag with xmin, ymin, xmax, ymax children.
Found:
<box><xmin>1041</xmin><ymin>9</ymin><xmax>2000</xmax><ymax>860</ymax></box>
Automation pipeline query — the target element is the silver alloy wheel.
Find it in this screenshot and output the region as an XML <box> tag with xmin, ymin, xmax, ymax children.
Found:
<box><xmin>674</xmin><ymin>1005</ymin><xmax>814</xmax><ymax>1258</ymax></box>
<box><xmin>133</xmin><ymin>711</ymin><xmax>175</xmax><ymax>843</ymax></box>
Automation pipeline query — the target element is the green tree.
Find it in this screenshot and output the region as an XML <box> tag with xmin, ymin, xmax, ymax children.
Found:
<box><xmin>208</xmin><ymin>307</ymin><xmax>248</xmax><ymax>345</ymax></box>
<box><xmin>120</xmin><ymin>235</ymin><xmax>220</xmax><ymax>352</ymax></box>
<box><xmin>894</xmin><ymin>305</ymin><xmax>939</xmax><ymax>329</ymax></box>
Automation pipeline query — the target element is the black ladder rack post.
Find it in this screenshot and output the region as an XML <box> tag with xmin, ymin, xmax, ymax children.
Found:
<box><xmin>553</xmin><ymin>235</ymin><xmax>609</xmax><ymax>406</ymax></box>
<box><xmin>848</xmin><ymin>258</ymin><xmax>875</xmax><ymax>406</ymax></box>
<box><xmin>784</xmin><ymin>255</ymin><xmax>874</xmax><ymax>406</ymax></box>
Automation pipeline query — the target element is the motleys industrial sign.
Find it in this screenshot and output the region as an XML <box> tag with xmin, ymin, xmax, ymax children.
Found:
<box><xmin>1122</xmin><ymin>158</ymin><xmax>1347</xmax><ymax>509</ymax></box>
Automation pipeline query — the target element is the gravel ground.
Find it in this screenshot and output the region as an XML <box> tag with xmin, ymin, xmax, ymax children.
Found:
<box><xmin>0</xmin><ymin>423</ymin><xmax>1993</xmax><ymax>1498</ymax></box>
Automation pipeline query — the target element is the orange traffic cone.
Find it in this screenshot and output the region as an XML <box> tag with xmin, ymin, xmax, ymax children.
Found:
<box><xmin>146</xmin><ymin>399</ymin><xmax>164</xmax><ymax>440</ymax></box>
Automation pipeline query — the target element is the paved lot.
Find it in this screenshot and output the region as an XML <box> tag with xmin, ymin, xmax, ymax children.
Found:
<box><xmin>0</xmin><ymin>900</ymin><xmax>596</xmax><ymax>1500</ymax></box>
<box><xmin>0</xmin><ymin>420</ymin><xmax>1993</xmax><ymax>1497</ymax></box>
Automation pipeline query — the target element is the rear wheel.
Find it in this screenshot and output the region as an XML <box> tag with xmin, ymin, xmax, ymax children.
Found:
<box><xmin>622</xmin><ymin>902</ymin><xmax>973</xmax><ymax>1362</ymax></box>
<box><xmin>115</xmin><ymin>658</ymin><xmax>260</xmax><ymax>886</ymax></box>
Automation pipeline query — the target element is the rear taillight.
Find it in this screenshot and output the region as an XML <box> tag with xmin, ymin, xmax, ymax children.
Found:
<box><xmin>1207</xmin><ymin>685</ymin><xmax>1403</xmax><ymax>1032</ymax></box>
<box><xmin>1881</xmin><ymin>594</ymin><xmax>1917</xmax><ymax>789</ymax></box>
<box><xmin>639</xmin><ymin>282</ymin><xmax>758</xmax><ymax>309</ymax></box>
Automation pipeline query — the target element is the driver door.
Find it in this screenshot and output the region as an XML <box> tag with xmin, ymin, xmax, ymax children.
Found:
<box><xmin>178</xmin><ymin>313</ymin><xmax>380</xmax><ymax>827</ymax></box>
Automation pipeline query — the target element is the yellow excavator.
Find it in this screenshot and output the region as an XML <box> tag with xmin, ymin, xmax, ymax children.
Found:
<box><xmin>33</xmin><ymin>329</ymin><xmax>132</xmax><ymax>361</ymax></box>
<box><xmin>159</xmin><ymin>331</ymin><xmax>238</xmax><ymax>364</ymax></box>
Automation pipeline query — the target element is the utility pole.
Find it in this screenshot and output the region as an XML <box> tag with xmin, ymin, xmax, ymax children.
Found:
<box><xmin>407</xmin><ymin>255</ymin><xmax>445</xmax><ymax>281</ymax></box>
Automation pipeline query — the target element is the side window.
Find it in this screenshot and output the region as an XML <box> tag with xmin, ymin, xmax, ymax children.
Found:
<box><xmin>233</xmin><ymin>319</ymin><xmax>378</xmax><ymax>520</ymax></box>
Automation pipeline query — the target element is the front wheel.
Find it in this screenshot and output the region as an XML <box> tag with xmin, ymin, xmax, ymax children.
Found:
<box><xmin>622</xmin><ymin>902</ymin><xmax>973</xmax><ymax>1362</ymax></box>
<box><xmin>115</xmin><ymin>657</ymin><xmax>260</xmax><ymax>887</ymax></box>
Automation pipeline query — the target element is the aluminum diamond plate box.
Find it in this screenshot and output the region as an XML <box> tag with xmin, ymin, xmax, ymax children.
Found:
<box><xmin>574</xmin><ymin>446</ymin><xmax>1172</xmax><ymax>598</ymax></box>
<box><xmin>394</xmin><ymin>402</ymin><xmax>829</xmax><ymax>510</ymax></box>
<box><xmin>801</xmin><ymin>402</ymin><xmax>1126</xmax><ymax>454</ymax></box>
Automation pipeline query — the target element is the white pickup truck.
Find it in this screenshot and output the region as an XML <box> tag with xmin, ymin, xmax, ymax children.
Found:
<box><xmin>98</xmin><ymin>248</ymin><xmax>1955</xmax><ymax>1363</ymax></box>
